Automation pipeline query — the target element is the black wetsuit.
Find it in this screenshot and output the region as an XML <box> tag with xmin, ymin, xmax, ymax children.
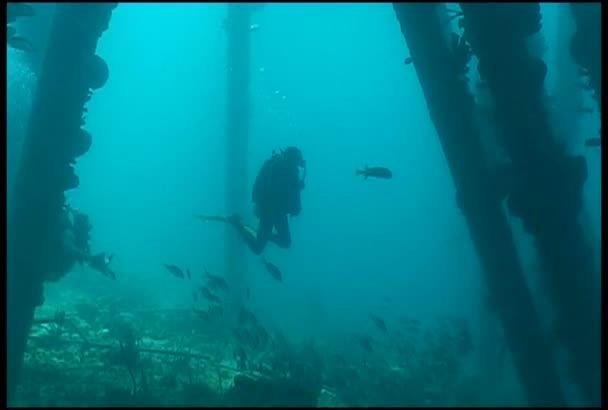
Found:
<box><xmin>233</xmin><ymin>154</ymin><xmax>302</xmax><ymax>255</ymax></box>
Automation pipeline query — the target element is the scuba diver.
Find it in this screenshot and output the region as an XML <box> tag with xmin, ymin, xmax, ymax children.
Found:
<box><xmin>200</xmin><ymin>147</ymin><xmax>306</xmax><ymax>255</ymax></box>
<box><xmin>60</xmin><ymin>206</ymin><xmax>117</xmax><ymax>280</ymax></box>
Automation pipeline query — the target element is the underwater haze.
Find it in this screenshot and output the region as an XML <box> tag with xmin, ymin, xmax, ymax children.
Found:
<box><xmin>6</xmin><ymin>2</ymin><xmax>601</xmax><ymax>407</ymax></box>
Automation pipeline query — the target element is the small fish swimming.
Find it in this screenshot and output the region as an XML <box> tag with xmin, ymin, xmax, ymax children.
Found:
<box><xmin>252</xmin><ymin>325</ymin><xmax>270</xmax><ymax>349</ymax></box>
<box><xmin>88</xmin><ymin>252</ymin><xmax>116</xmax><ymax>280</ymax></box>
<box><xmin>262</xmin><ymin>257</ymin><xmax>282</xmax><ymax>282</ymax></box>
<box><xmin>356</xmin><ymin>165</ymin><xmax>393</xmax><ymax>180</ymax></box>
<box><xmin>7</xmin><ymin>3</ymin><xmax>36</xmax><ymax>20</ymax></box>
<box><xmin>355</xmin><ymin>335</ymin><xmax>374</xmax><ymax>353</ymax></box>
<box><xmin>208</xmin><ymin>304</ymin><xmax>223</xmax><ymax>318</ymax></box>
<box><xmin>404</xmin><ymin>56</ymin><xmax>413</xmax><ymax>65</ymax></box>
<box><xmin>192</xmin><ymin>307</ymin><xmax>210</xmax><ymax>322</ymax></box>
<box><xmin>199</xmin><ymin>286</ymin><xmax>222</xmax><ymax>305</ymax></box>
<box><xmin>574</xmin><ymin>81</ymin><xmax>592</xmax><ymax>91</ymax></box>
<box><xmin>7</xmin><ymin>36</ymin><xmax>34</xmax><ymax>53</ymax></box>
<box><xmin>238</xmin><ymin>308</ymin><xmax>258</xmax><ymax>327</ymax></box>
<box><xmin>164</xmin><ymin>263</ymin><xmax>186</xmax><ymax>279</ymax></box>
<box><xmin>578</xmin><ymin>106</ymin><xmax>594</xmax><ymax>114</ymax></box>
<box><xmin>585</xmin><ymin>138</ymin><xmax>601</xmax><ymax>147</ymax></box>
<box><xmin>204</xmin><ymin>267</ymin><xmax>230</xmax><ymax>292</ymax></box>
<box><xmin>369</xmin><ymin>312</ymin><xmax>388</xmax><ymax>333</ymax></box>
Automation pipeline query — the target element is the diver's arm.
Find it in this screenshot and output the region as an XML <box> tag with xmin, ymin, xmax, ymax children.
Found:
<box><xmin>288</xmin><ymin>186</ymin><xmax>302</xmax><ymax>216</ymax></box>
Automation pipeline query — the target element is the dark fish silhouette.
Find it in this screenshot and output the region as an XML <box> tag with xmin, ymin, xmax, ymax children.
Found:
<box><xmin>7</xmin><ymin>36</ymin><xmax>34</xmax><ymax>52</ymax></box>
<box><xmin>199</xmin><ymin>286</ymin><xmax>222</xmax><ymax>305</ymax></box>
<box><xmin>356</xmin><ymin>165</ymin><xmax>392</xmax><ymax>180</ymax></box>
<box><xmin>355</xmin><ymin>335</ymin><xmax>374</xmax><ymax>353</ymax></box>
<box><xmin>7</xmin><ymin>3</ymin><xmax>36</xmax><ymax>20</ymax></box>
<box><xmin>164</xmin><ymin>263</ymin><xmax>185</xmax><ymax>279</ymax></box>
<box><xmin>404</xmin><ymin>56</ymin><xmax>413</xmax><ymax>65</ymax></box>
<box><xmin>369</xmin><ymin>312</ymin><xmax>388</xmax><ymax>333</ymax></box>
<box><xmin>262</xmin><ymin>257</ymin><xmax>282</xmax><ymax>282</ymax></box>
<box><xmin>192</xmin><ymin>307</ymin><xmax>210</xmax><ymax>322</ymax></box>
<box><xmin>238</xmin><ymin>308</ymin><xmax>258</xmax><ymax>327</ymax></box>
<box><xmin>204</xmin><ymin>267</ymin><xmax>230</xmax><ymax>291</ymax></box>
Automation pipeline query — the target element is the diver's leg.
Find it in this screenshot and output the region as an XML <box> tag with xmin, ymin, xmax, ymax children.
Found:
<box><xmin>228</xmin><ymin>214</ymin><xmax>271</xmax><ymax>255</ymax></box>
<box><xmin>270</xmin><ymin>214</ymin><xmax>291</xmax><ymax>249</ymax></box>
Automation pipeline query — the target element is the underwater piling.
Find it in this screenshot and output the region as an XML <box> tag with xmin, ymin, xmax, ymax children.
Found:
<box><xmin>459</xmin><ymin>3</ymin><xmax>600</xmax><ymax>405</ymax></box>
<box><xmin>6</xmin><ymin>3</ymin><xmax>117</xmax><ymax>403</ymax></box>
<box><xmin>392</xmin><ymin>3</ymin><xmax>565</xmax><ymax>406</ymax></box>
<box><xmin>569</xmin><ymin>3</ymin><xmax>601</xmax><ymax>110</ymax></box>
<box><xmin>223</xmin><ymin>3</ymin><xmax>254</xmax><ymax>319</ymax></box>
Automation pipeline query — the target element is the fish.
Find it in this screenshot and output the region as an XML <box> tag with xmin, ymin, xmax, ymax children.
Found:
<box><xmin>369</xmin><ymin>312</ymin><xmax>388</xmax><ymax>333</ymax></box>
<box><xmin>238</xmin><ymin>308</ymin><xmax>258</xmax><ymax>327</ymax></box>
<box><xmin>404</xmin><ymin>56</ymin><xmax>413</xmax><ymax>65</ymax></box>
<box><xmin>585</xmin><ymin>138</ymin><xmax>601</xmax><ymax>147</ymax></box>
<box><xmin>233</xmin><ymin>327</ymin><xmax>251</xmax><ymax>345</ymax></box>
<box><xmin>262</xmin><ymin>257</ymin><xmax>283</xmax><ymax>282</ymax></box>
<box><xmin>578</xmin><ymin>106</ymin><xmax>594</xmax><ymax>114</ymax></box>
<box><xmin>574</xmin><ymin>82</ymin><xmax>592</xmax><ymax>91</ymax></box>
<box><xmin>356</xmin><ymin>165</ymin><xmax>393</xmax><ymax>180</ymax></box>
<box><xmin>7</xmin><ymin>36</ymin><xmax>34</xmax><ymax>53</ymax></box>
<box><xmin>447</xmin><ymin>11</ymin><xmax>464</xmax><ymax>21</ymax></box>
<box><xmin>204</xmin><ymin>267</ymin><xmax>230</xmax><ymax>292</ymax></box>
<box><xmin>7</xmin><ymin>3</ymin><xmax>36</xmax><ymax>20</ymax></box>
<box><xmin>192</xmin><ymin>307</ymin><xmax>210</xmax><ymax>322</ymax></box>
<box><xmin>252</xmin><ymin>325</ymin><xmax>270</xmax><ymax>349</ymax></box>
<box><xmin>88</xmin><ymin>252</ymin><xmax>116</xmax><ymax>280</ymax></box>
<box><xmin>198</xmin><ymin>286</ymin><xmax>222</xmax><ymax>305</ymax></box>
<box><xmin>355</xmin><ymin>335</ymin><xmax>374</xmax><ymax>353</ymax></box>
<box><xmin>208</xmin><ymin>304</ymin><xmax>223</xmax><ymax>318</ymax></box>
<box><xmin>164</xmin><ymin>263</ymin><xmax>185</xmax><ymax>279</ymax></box>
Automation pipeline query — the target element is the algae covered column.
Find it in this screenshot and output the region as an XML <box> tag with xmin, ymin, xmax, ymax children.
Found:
<box><xmin>392</xmin><ymin>3</ymin><xmax>565</xmax><ymax>406</ymax></box>
<box><xmin>6</xmin><ymin>3</ymin><xmax>116</xmax><ymax>403</ymax></box>
<box><xmin>223</xmin><ymin>3</ymin><xmax>254</xmax><ymax>314</ymax></box>
<box><xmin>459</xmin><ymin>4</ymin><xmax>600</xmax><ymax>405</ymax></box>
<box><xmin>569</xmin><ymin>3</ymin><xmax>601</xmax><ymax>110</ymax></box>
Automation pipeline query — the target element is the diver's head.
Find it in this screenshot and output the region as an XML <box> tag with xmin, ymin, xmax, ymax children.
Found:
<box><xmin>282</xmin><ymin>146</ymin><xmax>305</xmax><ymax>168</ymax></box>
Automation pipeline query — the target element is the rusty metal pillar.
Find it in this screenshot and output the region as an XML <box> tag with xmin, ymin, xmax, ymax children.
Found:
<box><xmin>223</xmin><ymin>3</ymin><xmax>253</xmax><ymax>317</ymax></box>
<box><xmin>392</xmin><ymin>3</ymin><xmax>565</xmax><ymax>406</ymax></box>
<box><xmin>460</xmin><ymin>3</ymin><xmax>600</xmax><ymax>405</ymax></box>
<box><xmin>6</xmin><ymin>3</ymin><xmax>116</xmax><ymax>403</ymax></box>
